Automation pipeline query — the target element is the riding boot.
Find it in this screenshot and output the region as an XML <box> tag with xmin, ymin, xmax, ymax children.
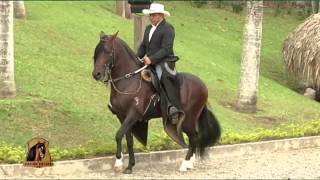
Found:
<box><xmin>160</xmin><ymin>73</ymin><xmax>183</xmax><ymax>125</ymax></box>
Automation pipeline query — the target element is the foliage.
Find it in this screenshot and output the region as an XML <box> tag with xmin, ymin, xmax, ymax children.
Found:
<box><xmin>1</xmin><ymin>119</ymin><xmax>320</xmax><ymax>163</ymax></box>
<box><xmin>231</xmin><ymin>2</ymin><xmax>244</xmax><ymax>14</ymax></box>
<box><xmin>190</xmin><ymin>0</ymin><xmax>208</xmax><ymax>8</ymax></box>
<box><xmin>0</xmin><ymin>142</ymin><xmax>25</xmax><ymax>163</ymax></box>
<box><xmin>270</xmin><ymin>1</ymin><xmax>312</xmax><ymax>19</ymax></box>
<box><xmin>221</xmin><ymin>120</ymin><xmax>320</xmax><ymax>144</ymax></box>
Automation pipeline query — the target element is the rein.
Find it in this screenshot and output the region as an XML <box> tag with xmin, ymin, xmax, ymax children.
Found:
<box><xmin>106</xmin><ymin>64</ymin><xmax>148</xmax><ymax>95</ymax></box>
<box><xmin>101</xmin><ymin>39</ymin><xmax>148</xmax><ymax>95</ymax></box>
<box><xmin>108</xmin><ymin>64</ymin><xmax>148</xmax><ymax>83</ymax></box>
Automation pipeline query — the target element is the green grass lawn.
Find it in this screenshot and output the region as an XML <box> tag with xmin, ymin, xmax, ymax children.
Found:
<box><xmin>1</xmin><ymin>1</ymin><xmax>320</xmax><ymax>163</ymax></box>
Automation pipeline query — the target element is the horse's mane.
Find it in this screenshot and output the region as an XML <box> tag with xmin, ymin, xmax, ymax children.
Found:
<box><xmin>94</xmin><ymin>35</ymin><xmax>141</xmax><ymax>66</ymax></box>
<box><xmin>116</xmin><ymin>38</ymin><xmax>140</xmax><ymax>64</ymax></box>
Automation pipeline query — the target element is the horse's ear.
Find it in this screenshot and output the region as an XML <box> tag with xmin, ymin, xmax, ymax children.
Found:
<box><xmin>100</xmin><ymin>31</ymin><xmax>106</xmax><ymax>39</ymax></box>
<box><xmin>112</xmin><ymin>31</ymin><xmax>119</xmax><ymax>39</ymax></box>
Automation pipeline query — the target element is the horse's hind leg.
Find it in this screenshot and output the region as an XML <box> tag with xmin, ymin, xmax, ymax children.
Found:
<box><xmin>123</xmin><ymin>130</ymin><xmax>135</xmax><ymax>174</ymax></box>
<box><xmin>179</xmin><ymin>133</ymin><xmax>197</xmax><ymax>172</ymax></box>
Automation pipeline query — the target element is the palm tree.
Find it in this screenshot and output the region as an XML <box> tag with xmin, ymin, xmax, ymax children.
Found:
<box><xmin>237</xmin><ymin>0</ymin><xmax>263</xmax><ymax>113</ymax></box>
<box><xmin>0</xmin><ymin>1</ymin><xmax>16</xmax><ymax>98</ymax></box>
<box><xmin>13</xmin><ymin>0</ymin><xmax>26</xmax><ymax>19</ymax></box>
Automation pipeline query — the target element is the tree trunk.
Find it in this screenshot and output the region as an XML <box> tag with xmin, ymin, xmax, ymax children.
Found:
<box><xmin>237</xmin><ymin>0</ymin><xmax>263</xmax><ymax>113</ymax></box>
<box><xmin>311</xmin><ymin>0</ymin><xmax>319</xmax><ymax>13</ymax></box>
<box><xmin>13</xmin><ymin>0</ymin><xmax>26</xmax><ymax>19</ymax></box>
<box><xmin>116</xmin><ymin>0</ymin><xmax>131</xmax><ymax>19</ymax></box>
<box><xmin>0</xmin><ymin>1</ymin><xmax>16</xmax><ymax>98</ymax></box>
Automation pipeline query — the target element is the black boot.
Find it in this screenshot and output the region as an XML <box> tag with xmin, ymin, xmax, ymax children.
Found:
<box><xmin>160</xmin><ymin>65</ymin><xmax>183</xmax><ymax>125</ymax></box>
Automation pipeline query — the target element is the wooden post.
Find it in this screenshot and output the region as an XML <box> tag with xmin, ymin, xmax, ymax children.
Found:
<box><xmin>13</xmin><ymin>0</ymin><xmax>26</xmax><ymax>19</ymax></box>
<box><xmin>116</xmin><ymin>1</ymin><xmax>131</xmax><ymax>19</ymax></box>
<box><xmin>132</xmin><ymin>13</ymin><xmax>149</xmax><ymax>52</ymax></box>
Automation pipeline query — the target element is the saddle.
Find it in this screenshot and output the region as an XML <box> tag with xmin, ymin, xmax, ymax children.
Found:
<box><xmin>107</xmin><ymin>67</ymin><xmax>187</xmax><ymax>148</ymax></box>
<box><xmin>140</xmin><ymin>67</ymin><xmax>187</xmax><ymax>148</ymax></box>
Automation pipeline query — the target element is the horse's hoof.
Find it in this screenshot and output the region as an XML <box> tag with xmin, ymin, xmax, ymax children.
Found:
<box><xmin>123</xmin><ymin>168</ymin><xmax>132</xmax><ymax>174</ymax></box>
<box><xmin>179</xmin><ymin>166</ymin><xmax>188</xmax><ymax>172</ymax></box>
<box><xmin>114</xmin><ymin>165</ymin><xmax>124</xmax><ymax>173</ymax></box>
<box><xmin>179</xmin><ymin>160</ymin><xmax>193</xmax><ymax>172</ymax></box>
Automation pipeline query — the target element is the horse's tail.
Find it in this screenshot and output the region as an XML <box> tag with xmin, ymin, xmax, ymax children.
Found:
<box><xmin>198</xmin><ymin>105</ymin><xmax>221</xmax><ymax>156</ymax></box>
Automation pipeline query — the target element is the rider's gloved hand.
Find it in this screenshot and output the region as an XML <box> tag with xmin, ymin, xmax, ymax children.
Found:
<box><xmin>143</xmin><ymin>56</ymin><xmax>151</xmax><ymax>65</ymax></box>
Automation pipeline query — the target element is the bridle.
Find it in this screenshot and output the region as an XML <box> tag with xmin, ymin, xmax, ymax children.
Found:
<box><xmin>99</xmin><ymin>38</ymin><xmax>148</xmax><ymax>95</ymax></box>
<box><xmin>99</xmin><ymin>38</ymin><xmax>114</xmax><ymax>83</ymax></box>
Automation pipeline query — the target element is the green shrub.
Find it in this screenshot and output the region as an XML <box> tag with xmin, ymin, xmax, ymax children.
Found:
<box><xmin>221</xmin><ymin>120</ymin><xmax>320</xmax><ymax>144</ymax></box>
<box><xmin>190</xmin><ymin>0</ymin><xmax>208</xmax><ymax>8</ymax></box>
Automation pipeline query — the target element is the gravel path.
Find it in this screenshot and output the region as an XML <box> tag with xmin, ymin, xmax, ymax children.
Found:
<box><xmin>41</xmin><ymin>147</ymin><xmax>320</xmax><ymax>179</ymax></box>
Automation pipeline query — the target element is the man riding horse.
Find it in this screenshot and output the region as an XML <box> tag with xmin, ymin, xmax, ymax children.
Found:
<box><xmin>137</xmin><ymin>3</ymin><xmax>184</xmax><ymax>125</ymax></box>
<box><xmin>92</xmin><ymin>3</ymin><xmax>221</xmax><ymax>173</ymax></box>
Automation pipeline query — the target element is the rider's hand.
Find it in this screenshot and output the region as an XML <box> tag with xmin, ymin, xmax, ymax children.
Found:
<box><xmin>143</xmin><ymin>56</ymin><xmax>151</xmax><ymax>65</ymax></box>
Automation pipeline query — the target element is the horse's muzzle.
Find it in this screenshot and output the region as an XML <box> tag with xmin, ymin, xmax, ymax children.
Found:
<box><xmin>92</xmin><ymin>71</ymin><xmax>102</xmax><ymax>81</ymax></box>
<box><xmin>92</xmin><ymin>71</ymin><xmax>110</xmax><ymax>84</ymax></box>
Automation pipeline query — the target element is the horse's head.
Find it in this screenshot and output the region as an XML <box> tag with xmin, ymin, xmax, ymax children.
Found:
<box><xmin>92</xmin><ymin>31</ymin><xmax>119</xmax><ymax>82</ymax></box>
<box><xmin>27</xmin><ymin>142</ymin><xmax>46</xmax><ymax>161</ymax></box>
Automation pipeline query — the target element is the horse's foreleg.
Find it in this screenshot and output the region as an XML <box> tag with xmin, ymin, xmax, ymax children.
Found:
<box><xmin>123</xmin><ymin>130</ymin><xmax>135</xmax><ymax>174</ymax></box>
<box><xmin>114</xmin><ymin>116</ymin><xmax>137</xmax><ymax>172</ymax></box>
<box><xmin>180</xmin><ymin>134</ymin><xmax>197</xmax><ymax>172</ymax></box>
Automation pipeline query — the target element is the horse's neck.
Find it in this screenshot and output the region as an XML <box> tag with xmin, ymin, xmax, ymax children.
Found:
<box><xmin>111</xmin><ymin>43</ymin><xmax>140</xmax><ymax>79</ymax></box>
<box><xmin>109</xmin><ymin>43</ymin><xmax>142</xmax><ymax>97</ymax></box>
<box><xmin>35</xmin><ymin>148</ymin><xmax>40</xmax><ymax>161</ymax></box>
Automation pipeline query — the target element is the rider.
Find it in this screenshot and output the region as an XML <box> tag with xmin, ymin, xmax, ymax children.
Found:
<box><xmin>137</xmin><ymin>3</ymin><xmax>183</xmax><ymax>125</ymax></box>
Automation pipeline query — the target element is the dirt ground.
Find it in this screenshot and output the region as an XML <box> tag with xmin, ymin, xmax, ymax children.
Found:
<box><xmin>13</xmin><ymin>146</ymin><xmax>319</xmax><ymax>179</ymax></box>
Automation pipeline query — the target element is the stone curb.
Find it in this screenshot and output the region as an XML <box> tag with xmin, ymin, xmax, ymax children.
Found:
<box><xmin>1</xmin><ymin>136</ymin><xmax>320</xmax><ymax>177</ymax></box>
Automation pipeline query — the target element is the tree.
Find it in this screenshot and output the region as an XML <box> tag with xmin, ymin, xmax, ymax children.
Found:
<box><xmin>13</xmin><ymin>0</ymin><xmax>26</xmax><ymax>19</ymax></box>
<box><xmin>0</xmin><ymin>1</ymin><xmax>16</xmax><ymax>98</ymax></box>
<box><xmin>237</xmin><ymin>0</ymin><xmax>263</xmax><ymax>113</ymax></box>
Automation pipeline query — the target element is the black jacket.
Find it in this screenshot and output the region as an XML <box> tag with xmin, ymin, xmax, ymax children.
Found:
<box><xmin>137</xmin><ymin>19</ymin><xmax>175</xmax><ymax>65</ymax></box>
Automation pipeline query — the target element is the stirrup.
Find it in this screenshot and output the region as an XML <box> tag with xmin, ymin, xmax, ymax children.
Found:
<box><xmin>169</xmin><ymin>106</ymin><xmax>180</xmax><ymax>125</ymax></box>
<box><xmin>170</xmin><ymin>113</ymin><xmax>179</xmax><ymax>124</ymax></box>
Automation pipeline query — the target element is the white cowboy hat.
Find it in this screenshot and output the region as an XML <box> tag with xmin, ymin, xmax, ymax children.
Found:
<box><xmin>142</xmin><ymin>3</ymin><xmax>170</xmax><ymax>17</ymax></box>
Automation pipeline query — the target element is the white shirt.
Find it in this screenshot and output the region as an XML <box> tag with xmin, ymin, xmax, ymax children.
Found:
<box><xmin>148</xmin><ymin>19</ymin><xmax>163</xmax><ymax>42</ymax></box>
<box><xmin>149</xmin><ymin>24</ymin><xmax>156</xmax><ymax>42</ymax></box>
<box><xmin>147</xmin><ymin>19</ymin><xmax>164</xmax><ymax>79</ymax></box>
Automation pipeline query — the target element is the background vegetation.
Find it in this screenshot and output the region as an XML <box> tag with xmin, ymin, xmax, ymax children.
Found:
<box><xmin>1</xmin><ymin>1</ymin><xmax>320</xmax><ymax>163</ymax></box>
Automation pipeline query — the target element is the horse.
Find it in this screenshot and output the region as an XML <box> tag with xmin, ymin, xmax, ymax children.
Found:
<box><xmin>92</xmin><ymin>31</ymin><xmax>221</xmax><ymax>174</ymax></box>
<box><xmin>27</xmin><ymin>143</ymin><xmax>46</xmax><ymax>161</ymax></box>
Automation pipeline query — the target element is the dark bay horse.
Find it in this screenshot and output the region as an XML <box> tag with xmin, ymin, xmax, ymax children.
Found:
<box><xmin>92</xmin><ymin>31</ymin><xmax>221</xmax><ymax>173</ymax></box>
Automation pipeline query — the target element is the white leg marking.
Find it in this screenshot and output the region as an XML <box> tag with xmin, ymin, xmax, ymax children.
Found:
<box><xmin>190</xmin><ymin>153</ymin><xmax>196</xmax><ymax>163</ymax></box>
<box><xmin>114</xmin><ymin>153</ymin><xmax>124</xmax><ymax>171</ymax></box>
<box><xmin>179</xmin><ymin>159</ymin><xmax>194</xmax><ymax>172</ymax></box>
